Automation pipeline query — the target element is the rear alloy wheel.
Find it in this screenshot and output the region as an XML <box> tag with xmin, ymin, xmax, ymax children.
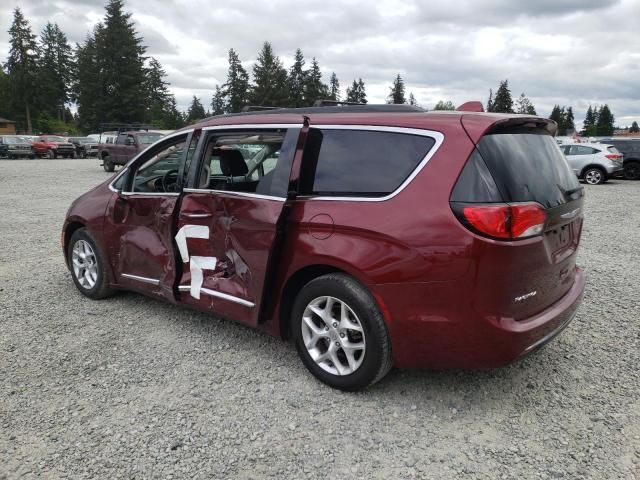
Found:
<box><xmin>583</xmin><ymin>167</ymin><xmax>605</xmax><ymax>185</ymax></box>
<box><xmin>292</xmin><ymin>273</ymin><xmax>392</xmax><ymax>390</ymax></box>
<box><xmin>68</xmin><ymin>228</ymin><xmax>115</xmax><ymax>299</ymax></box>
<box><xmin>624</xmin><ymin>161</ymin><xmax>640</xmax><ymax>180</ymax></box>
<box><xmin>103</xmin><ymin>155</ymin><xmax>115</xmax><ymax>172</ymax></box>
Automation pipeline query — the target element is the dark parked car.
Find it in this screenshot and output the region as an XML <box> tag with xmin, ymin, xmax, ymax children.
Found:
<box><xmin>599</xmin><ymin>138</ymin><xmax>640</xmax><ymax>179</ymax></box>
<box><xmin>67</xmin><ymin>137</ymin><xmax>99</xmax><ymax>158</ymax></box>
<box><xmin>62</xmin><ymin>105</ymin><xmax>586</xmax><ymax>390</ymax></box>
<box><xmin>0</xmin><ymin>135</ymin><xmax>34</xmax><ymax>159</ymax></box>
<box><xmin>99</xmin><ymin>131</ymin><xmax>165</xmax><ymax>172</ymax></box>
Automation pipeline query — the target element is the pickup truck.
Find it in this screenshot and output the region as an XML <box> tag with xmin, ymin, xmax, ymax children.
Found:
<box><xmin>32</xmin><ymin>136</ymin><xmax>76</xmax><ymax>158</ymax></box>
<box><xmin>99</xmin><ymin>131</ymin><xmax>165</xmax><ymax>172</ymax></box>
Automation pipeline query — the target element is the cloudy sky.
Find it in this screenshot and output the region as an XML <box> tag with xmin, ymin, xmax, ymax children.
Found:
<box><xmin>1</xmin><ymin>0</ymin><xmax>639</xmax><ymax>127</ymax></box>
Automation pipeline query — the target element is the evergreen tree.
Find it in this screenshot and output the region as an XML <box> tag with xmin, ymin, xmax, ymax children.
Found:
<box><xmin>346</xmin><ymin>80</ymin><xmax>359</xmax><ymax>103</ymax></box>
<box><xmin>74</xmin><ymin>28</ymin><xmax>103</xmax><ymax>132</ymax></box>
<box><xmin>387</xmin><ymin>74</ymin><xmax>406</xmax><ymax>104</ymax></box>
<box><xmin>434</xmin><ymin>100</ymin><xmax>456</xmax><ymax>110</ymax></box>
<box><xmin>304</xmin><ymin>57</ymin><xmax>328</xmax><ymax>106</ymax></box>
<box><xmin>161</xmin><ymin>96</ymin><xmax>184</xmax><ymax>129</ymax></box>
<box><xmin>596</xmin><ymin>104</ymin><xmax>615</xmax><ymax>136</ymax></box>
<box><xmin>515</xmin><ymin>92</ymin><xmax>536</xmax><ymax>115</ymax></box>
<box><xmin>186</xmin><ymin>95</ymin><xmax>206</xmax><ymax>123</ymax></box>
<box><xmin>95</xmin><ymin>0</ymin><xmax>147</xmax><ymax>124</ymax></box>
<box><xmin>5</xmin><ymin>7</ymin><xmax>39</xmax><ymax>133</ymax></box>
<box><xmin>630</xmin><ymin>121</ymin><xmax>639</xmax><ymax>133</ymax></box>
<box><xmin>211</xmin><ymin>85</ymin><xmax>225</xmax><ymax>115</ymax></box>
<box><xmin>583</xmin><ymin>105</ymin><xmax>597</xmax><ymax>136</ymax></box>
<box><xmin>223</xmin><ymin>48</ymin><xmax>248</xmax><ymax>113</ymax></box>
<box><xmin>346</xmin><ymin>78</ymin><xmax>367</xmax><ymax>104</ymax></box>
<box><xmin>328</xmin><ymin>72</ymin><xmax>340</xmax><ymax>101</ymax></box>
<box><xmin>143</xmin><ymin>57</ymin><xmax>179</xmax><ymax>128</ymax></box>
<box><xmin>486</xmin><ymin>88</ymin><xmax>493</xmax><ymax>112</ymax></box>
<box><xmin>0</xmin><ymin>68</ymin><xmax>10</xmax><ymax>116</ymax></box>
<box><xmin>249</xmin><ymin>42</ymin><xmax>288</xmax><ymax>107</ymax></box>
<box><xmin>564</xmin><ymin>106</ymin><xmax>575</xmax><ymax>133</ymax></box>
<box><xmin>287</xmin><ymin>48</ymin><xmax>306</xmax><ymax>107</ymax></box>
<box><xmin>408</xmin><ymin>92</ymin><xmax>418</xmax><ymax>106</ymax></box>
<box><xmin>491</xmin><ymin>80</ymin><xmax>513</xmax><ymax>113</ymax></box>
<box><xmin>37</xmin><ymin>22</ymin><xmax>74</xmax><ymax>122</ymax></box>
<box><xmin>549</xmin><ymin>105</ymin><xmax>563</xmax><ymax>131</ymax></box>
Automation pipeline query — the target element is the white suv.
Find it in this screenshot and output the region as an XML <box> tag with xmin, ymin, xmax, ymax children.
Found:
<box><xmin>559</xmin><ymin>143</ymin><xmax>624</xmax><ymax>185</ymax></box>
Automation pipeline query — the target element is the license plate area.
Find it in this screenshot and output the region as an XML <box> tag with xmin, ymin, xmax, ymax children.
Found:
<box><xmin>546</xmin><ymin>222</ymin><xmax>575</xmax><ymax>260</ymax></box>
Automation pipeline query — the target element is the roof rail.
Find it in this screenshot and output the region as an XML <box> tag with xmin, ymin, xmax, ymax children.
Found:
<box><xmin>313</xmin><ymin>99</ymin><xmax>366</xmax><ymax>107</ymax></box>
<box><xmin>98</xmin><ymin>123</ymin><xmax>159</xmax><ymax>134</ymax></box>
<box><xmin>240</xmin><ymin>106</ymin><xmax>281</xmax><ymax>112</ymax></box>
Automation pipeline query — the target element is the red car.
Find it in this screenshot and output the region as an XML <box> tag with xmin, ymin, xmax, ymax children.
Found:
<box><xmin>32</xmin><ymin>135</ymin><xmax>77</xmax><ymax>158</ymax></box>
<box><xmin>62</xmin><ymin>105</ymin><xmax>585</xmax><ymax>390</ymax></box>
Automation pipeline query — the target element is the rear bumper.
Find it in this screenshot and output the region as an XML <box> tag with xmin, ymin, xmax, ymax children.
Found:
<box><xmin>375</xmin><ymin>267</ymin><xmax>586</xmax><ymax>369</ymax></box>
<box><xmin>605</xmin><ymin>164</ymin><xmax>624</xmax><ymax>176</ymax></box>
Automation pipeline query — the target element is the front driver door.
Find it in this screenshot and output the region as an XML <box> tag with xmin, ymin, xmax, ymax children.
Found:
<box><xmin>105</xmin><ymin>131</ymin><xmax>197</xmax><ymax>301</ymax></box>
<box><xmin>175</xmin><ymin>124</ymin><xmax>305</xmax><ymax>326</ymax></box>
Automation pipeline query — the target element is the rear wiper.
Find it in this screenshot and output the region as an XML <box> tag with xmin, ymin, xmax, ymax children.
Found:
<box><xmin>565</xmin><ymin>186</ymin><xmax>584</xmax><ymax>196</ymax></box>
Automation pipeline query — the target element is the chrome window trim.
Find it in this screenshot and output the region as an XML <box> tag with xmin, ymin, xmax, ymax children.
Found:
<box><xmin>108</xmin><ymin>129</ymin><xmax>195</xmax><ymax>193</ymax></box>
<box><xmin>300</xmin><ymin>125</ymin><xmax>444</xmax><ymax>202</ymax></box>
<box><xmin>121</xmin><ymin>273</ymin><xmax>160</xmax><ymax>285</ymax></box>
<box><xmin>183</xmin><ymin>188</ymin><xmax>285</xmax><ymax>202</ymax></box>
<box><xmin>178</xmin><ymin>285</ymin><xmax>255</xmax><ymax>308</ymax></box>
<box><xmin>120</xmin><ymin>191</ymin><xmax>180</xmax><ymax>197</ymax></box>
<box><xmin>201</xmin><ymin>123</ymin><xmax>300</xmax><ymax>132</ymax></box>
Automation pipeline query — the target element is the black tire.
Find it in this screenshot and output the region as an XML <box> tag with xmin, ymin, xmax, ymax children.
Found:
<box><xmin>583</xmin><ymin>167</ymin><xmax>606</xmax><ymax>185</ymax></box>
<box><xmin>29</xmin><ymin>154</ymin><xmax>35</xmax><ymax>159</ymax></box>
<box><xmin>67</xmin><ymin>228</ymin><xmax>115</xmax><ymax>300</ymax></box>
<box><xmin>47</xmin><ymin>149</ymin><xmax>55</xmax><ymax>159</ymax></box>
<box><xmin>624</xmin><ymin>161</ymin><xmax>640</xmax><ymax>180</ymax></box>
<box><xmin>103</xmin><ymin>155</ymin><xmax>115</xmax><ymax>172</ymax></box>
<box><xmin>291</xmin><ymin>273</ymin><xmax>392</xmax><ymax>391</ymax></box>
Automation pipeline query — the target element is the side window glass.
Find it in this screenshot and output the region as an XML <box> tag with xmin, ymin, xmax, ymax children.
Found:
<box><xmin>301</xmin><ymin>129</ymin><xmax>435</xmax><ymax>196</ymax></box>
<box><xmin>129</xmin><ymin>135</ymin><xmax>188</xmax><ymax>193</ymax></box>
<box><xmin>196</xmin><ymin>130</ymin><xmax>292</xmax><ymax>196</ymax></box>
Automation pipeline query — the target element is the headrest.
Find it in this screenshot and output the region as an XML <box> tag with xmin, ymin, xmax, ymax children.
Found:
<box><xmin>220</xmin><ymin>149</ymin><xmax>248</xmax><ymax>176</ymax></box>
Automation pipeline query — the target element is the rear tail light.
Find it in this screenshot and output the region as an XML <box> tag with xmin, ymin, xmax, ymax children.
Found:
<box><xmin>456</xmin><ymin>202</ymin><xmax>547</xmax><ymax>240</ymax></box>
<box><xmin>605</xmin><ymin>154</ymin><xmax>622</xmax><ymax>160</ymax></box>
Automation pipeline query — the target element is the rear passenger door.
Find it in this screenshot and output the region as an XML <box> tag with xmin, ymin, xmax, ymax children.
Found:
<box><xmin>566</xmin><ymin>145</ymin><xmax>593</xmax><ymax>174</ymax></box>
<box><xmin>175</xmin><ymin>125</ymin><xmax>304</xmax><ymax>326</ymax></box>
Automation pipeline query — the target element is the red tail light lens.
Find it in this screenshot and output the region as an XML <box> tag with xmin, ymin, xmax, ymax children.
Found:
<box><xmin>461</xmin><ymin>202</ymin><xmax>546</xmax><ymax>240</ymax></box>
<box><xmin>605</xmin><ymin>154</ymin><xmax>621</xmax><ymax>160</ymax></box>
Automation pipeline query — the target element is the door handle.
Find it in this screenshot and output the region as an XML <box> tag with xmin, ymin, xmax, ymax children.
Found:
<box><xmin>181</xmin><ymin>212</ymin><xmax>212</xmax><ymax>219</ymax></box>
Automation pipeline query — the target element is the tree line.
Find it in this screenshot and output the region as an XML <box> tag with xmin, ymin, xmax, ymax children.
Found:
<box><xmin>0</xmin><ymin>1</ymin><xmax>416</xmax><ymax>134</ymax></box>
<box><xmin>484</xmin><ymin>79</ymin><xmax>618</xmax><ymax>136</ymax></box>
<box><xmin>0</xmin><ymin>1</ymin><xmax>626</xmax><ymax>136</ymax></box>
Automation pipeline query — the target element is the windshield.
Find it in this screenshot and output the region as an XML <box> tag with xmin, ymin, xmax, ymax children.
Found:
<box><xmin>138</xmin><ymin>134</ymin><xmax>164</xmax><ymax>145</ymax></box>
<box><xmin>5</xmin><ymin>137</ymin><xmax>28</xmax><ymax>145</ymax></box>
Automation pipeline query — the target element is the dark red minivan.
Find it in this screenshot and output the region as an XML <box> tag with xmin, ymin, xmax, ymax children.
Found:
<box><xmin>62</xmin><ymin>105</ymin><xmax>585</xmax><ymax>390</ymax></box>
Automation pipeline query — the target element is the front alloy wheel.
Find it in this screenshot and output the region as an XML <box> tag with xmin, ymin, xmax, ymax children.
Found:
<box><xmin>72</xmin><ymin>239</ymin><xmax>98</xmax><ymax>289</ymax></box>
<box><xmin>584</xmin><ymin>168</ymin><xmax>605</xmax><ymax>185</ymax></box>
<box><xmin>67</xmin><ymin>228</ymin><xmax>114</xmax><ymax>299</ymax></box>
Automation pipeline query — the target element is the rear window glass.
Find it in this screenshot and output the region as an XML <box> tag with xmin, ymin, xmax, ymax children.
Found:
<box><xmin>607</xmin><ymin>147</ymin><xmax>620</xmax><ymax>154</ymax></box>
<box><xmin>477</xmin><ymin>133</ymin><xmax>581</xmax><ymax>208</ymax></box>
<box><xmin>303</xmin><ymin>129</ymin><xmax>435</xmax><ymax>196</ymax></box>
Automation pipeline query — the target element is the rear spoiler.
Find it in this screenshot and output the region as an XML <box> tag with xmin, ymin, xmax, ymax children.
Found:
<box><xmin>461</xmin><ymin>115</ymin><xmax>558</xmax><ymax>144</ymax></box>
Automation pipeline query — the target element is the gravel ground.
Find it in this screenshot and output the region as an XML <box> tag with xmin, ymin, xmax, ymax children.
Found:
<box><xmin>0</xmin><ymin>159</ymin><xmax>638</xmax><ymax>480</ymax></box>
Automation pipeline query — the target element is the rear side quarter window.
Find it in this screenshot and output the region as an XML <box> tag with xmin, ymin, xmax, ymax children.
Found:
<box><xmin>300</xmin><ymin>129</ymin><xmax>435</xmax><ymax>197</ymax></box>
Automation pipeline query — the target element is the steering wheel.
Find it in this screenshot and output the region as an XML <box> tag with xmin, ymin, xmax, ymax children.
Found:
<box><xmin>162</xmin><ymin>169</ymin><xmax>180</xmax><ymax>192</ymax></box>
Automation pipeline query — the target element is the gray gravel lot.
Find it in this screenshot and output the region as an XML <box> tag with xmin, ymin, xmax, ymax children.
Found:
<box><xmin>1</xmin><ymin>159</ymin><xmax>639</xmax><ymax>479</ymax></box>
